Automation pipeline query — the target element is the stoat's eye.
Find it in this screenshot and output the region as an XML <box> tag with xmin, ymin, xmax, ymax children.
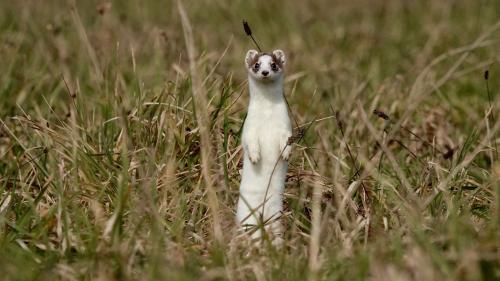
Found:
<box><xmin>271</xmin><ymin>63</ymin><xmax>278</xmax><ymax>71</ymax></box>
<box><xmin>254</xmin><ymin>63</ymin><xmax>260</xmax><ymax>70</ymax></box>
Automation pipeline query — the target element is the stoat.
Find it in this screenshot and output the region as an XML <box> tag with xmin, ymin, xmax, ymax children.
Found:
<box><xmin>236</xmin><ymin>49</ymin><xmax>292</xmax><ymax>242</ymax></box>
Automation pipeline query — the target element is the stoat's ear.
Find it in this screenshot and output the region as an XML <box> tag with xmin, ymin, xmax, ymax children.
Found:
<box><xmin>272</xmin><ymin>49</ymin><xmax>286</xmax><ymax>66</ymax></box>
<box><xmin>245</xmin><ymin>49</ymin><xmax>259</xmax><ymax>68</ymax></box>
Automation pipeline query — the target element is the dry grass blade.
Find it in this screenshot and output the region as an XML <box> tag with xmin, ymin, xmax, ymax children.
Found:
<box><xmin>424</xmin><ymin>117</ymin><xmax>500</xmax><ymax>208</ymax></box>
<box><xmin>69</xmin><ymin>5</ymin><xmax>102</xmax><ymax>83</ymax></box>
<box><xmin>357</xmin><ymin>101</ymin><xmax>420</xmax><ymax>210</ymax></box>
<box><xmin>177</xmin><ymin>0</ymin><xmax>223</xmax><ymax>244</ymax></box>
<box><xmin>308</xmin><ymin>168</ymin><xmax>323</xmax><ymax>279</ymax></box>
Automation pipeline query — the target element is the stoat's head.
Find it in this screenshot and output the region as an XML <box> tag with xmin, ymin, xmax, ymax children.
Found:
<box><xmin>245</xmin><ymin>49</ymin><xmax>285</xmax><ymax>82</ymax></box>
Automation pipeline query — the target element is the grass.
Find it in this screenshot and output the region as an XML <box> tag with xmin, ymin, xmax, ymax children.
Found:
<box><xmin>0</xmin><ymin>0</ymin><xmax>499</xmax><ymax>280</ymax></box>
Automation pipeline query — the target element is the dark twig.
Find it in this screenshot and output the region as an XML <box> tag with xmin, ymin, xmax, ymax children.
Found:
<box><xmin>284</xmin><ymin>94</ymin><xmax>300</xmax><ymax>131</ymax></box>
<box><xmin>332</xmin><ymin>106</ymin><xmax>371</xmax><ymax>217</ymax></box>
<box><xmin>484</xmin><ymin>70</ymin><xmax>498</xmax><ymax>160</ymax></box>
<box><xmin>242</xmin><ymin>20</ymin><xmax>262</xmax><ymax>52</ymax></box>
<box><xmin>373</xmin><ymin>109</ymin><xmax>454</xmax><ymax>159</ymax></box>
<box><xmin>386</xmin><ymin>138</ymin><xmax>425</xmax><ymax>165</ymax></box>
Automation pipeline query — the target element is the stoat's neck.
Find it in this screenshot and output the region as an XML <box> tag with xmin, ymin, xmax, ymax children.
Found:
<box><xmin>248</xmin><ymin>75</ymin><xmax>284</xmax><ymax>104</ymax></box>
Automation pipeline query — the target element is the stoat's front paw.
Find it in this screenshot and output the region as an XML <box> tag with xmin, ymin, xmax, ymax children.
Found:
<box><xmin>248</xmin><ymin>149</ymin><xmax>260</xmax><ymax>164</ymax></box>
<box><xmin>247</xmin><ymin>142</ymin><xmax>261</xmax><ymax>164</ymax></box>
<box><xmin>281</xmin><ymin>145</ymin><xmax>292</xmax><ymax>161</ymax></box>
<box><xmin>280</xmin><ymin>133</ymin><xmax>293</xmax><ymax>161</ymax></box>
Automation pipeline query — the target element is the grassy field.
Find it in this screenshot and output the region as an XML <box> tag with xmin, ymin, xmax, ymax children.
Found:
<box><xmin>0</xmin><ymin>0</ymin><xmax>499</xmax><ymax>280</ymax></box>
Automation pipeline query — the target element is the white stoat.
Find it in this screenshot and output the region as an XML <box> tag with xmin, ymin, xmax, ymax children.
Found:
<box><xmin>236</xmin><ymin>49</ymin><xmax>292</xmax><ymax>242</ymax></box>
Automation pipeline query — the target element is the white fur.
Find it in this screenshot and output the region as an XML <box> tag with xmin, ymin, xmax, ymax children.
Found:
<box><xmin>236</xmin><ymin>50</ymin><xmax>292</xmax><ymax>242</ymax></box>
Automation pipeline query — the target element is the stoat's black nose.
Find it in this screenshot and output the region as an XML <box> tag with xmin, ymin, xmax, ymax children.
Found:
<box><xmin>262</xmin><ymin>71</ymin><xmax>269</xmax><ymax>76</ymax></box>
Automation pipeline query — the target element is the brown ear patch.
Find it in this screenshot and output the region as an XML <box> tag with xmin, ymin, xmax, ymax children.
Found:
<box><xmin>270</xmin><ymin>54</ymin><xmax>283</xmax><ymax>68</ymax></box>
<box><xmin>248</xmin><ymin>53</ymin><xmax>263</xmax><ymax>67</ymax></box>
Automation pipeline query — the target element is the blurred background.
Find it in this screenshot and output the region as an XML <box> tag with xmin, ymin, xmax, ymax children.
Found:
<box><xmin>2</xmin><ymin>0</ymin><xmax>499</xmax><ymax>113</ymax></box>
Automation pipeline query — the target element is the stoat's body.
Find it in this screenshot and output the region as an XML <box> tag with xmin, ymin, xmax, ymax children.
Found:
<box><xmin>236</xmin><ymin>49</ymin><xmax>292</xmax><ymax>241</ymax></box>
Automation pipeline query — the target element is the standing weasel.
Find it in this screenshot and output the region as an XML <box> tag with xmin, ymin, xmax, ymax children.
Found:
<box><xmin>236</xmin><ymin>49</ymin><xmax>292</xmax><ymax>242</ymax></box>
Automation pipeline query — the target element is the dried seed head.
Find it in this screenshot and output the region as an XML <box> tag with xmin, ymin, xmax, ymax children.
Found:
<box><xmin>160</xmin><ymin>30</ymin><xmax>168</xmax><ymax>42</ymax></box>
<box><xmin>443</xmin><ymin>144</ymin><xmax>454</xmax><ymax>159</ymax></box>
<box><xmin>243</xmin><ymin>20</ymin><xmax>252</xmax><ymax>36</ymax></box>
<box><xmin>242</xmin><ymin>19</ymin><xmax>262</xmax><ymax>52</ymax></box>
<box><xmin>484</xmin><ymin>70</ymin><xmax>489</xmax><ymax>80</ymax></box>
<box><xmin>373</xmin><ymin>109</ymin><xmax>390</xmax><ymax>120</ymax></box>
<box><xmin>335</xmin><ymin>111</ymin><xmax>343</xmax><ymax>131</ymax></box>
<box><xmin>97</xmin><ymin>2</ymin><xmax>112</xmax><ymax>15</ymax></box>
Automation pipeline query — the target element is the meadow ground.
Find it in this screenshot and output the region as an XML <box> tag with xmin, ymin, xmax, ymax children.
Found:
<box><xmin>0</xmin><ymin>0</ymin><xmax>499</xmax><ymax>280</ymax></box>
